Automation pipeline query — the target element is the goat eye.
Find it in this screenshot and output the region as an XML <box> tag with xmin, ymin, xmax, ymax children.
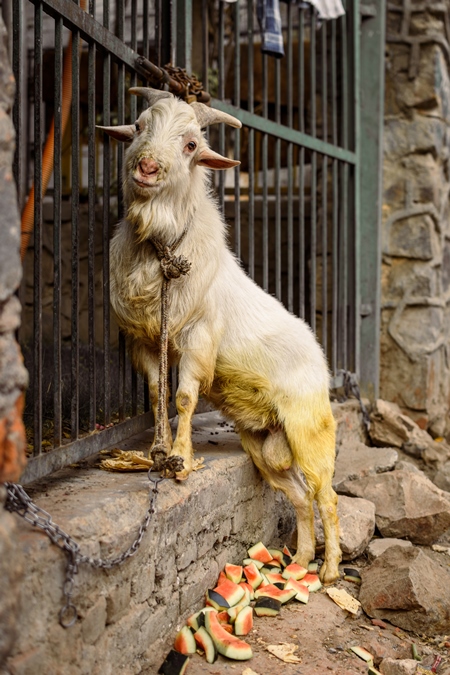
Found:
<box><xmin>187</xmin><ymin>141</ymin><xmax>197</xmax><ymax>152</ymax></box>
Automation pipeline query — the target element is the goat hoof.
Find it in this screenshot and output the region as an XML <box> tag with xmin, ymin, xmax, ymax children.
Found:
<box><xmin>175</xmin><ymin>468</ymin><xmax>190</xmax><ymax>481</ymax></box>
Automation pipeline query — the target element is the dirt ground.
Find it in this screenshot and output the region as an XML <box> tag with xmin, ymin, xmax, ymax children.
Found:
<box><xmin>161</xmin><ymin>566</ymin><xmax>450</xmax><ymax>675</ymax></box>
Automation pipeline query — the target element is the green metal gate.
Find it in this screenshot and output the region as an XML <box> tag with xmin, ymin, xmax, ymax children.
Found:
<box><xmin>8</xmin><ymin>0</ymin><xmax>385</xmax><ymax>483</ymax></box>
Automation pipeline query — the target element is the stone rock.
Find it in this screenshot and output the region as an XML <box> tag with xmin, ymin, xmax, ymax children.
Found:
<box><xmin>332</xmin><ymin>399</ymin><xmax>369</xmax><ymax>448</ymax></box>
<box><xmin>379</xmin><ymin>658</ymin><xmax>419</xmax><ymax>675</ymax></box>
<box><xmin>314</xmin><ymin>495</ymin><xmax>375</xmax><ymax>560</ymax></box>
<box><xmin>366</xmin><ymin>538</ymin><xmax>413</xmax><ymax>562</ymax></box>
<box><xmin>359</xmin><ymin>546</ymin><xmax>450</xmax><ymax>635</ymax></box>
<box><xmin>333</xmin><ymin>440</ymin><xmax>398</xmax><ymax>492</ymax></box>
<box><xmin>369</xmin><ymin>400</ymin><xmax>450</xmax><ymax>466</ymax></box>
<box><xmin>339</xmin><ymin>469</ymin><xmax>450</xmax><ymax>545</ymax></box>
<box><xmin>433</xmin><ymin>462</ymin><xmax>450</xmax><ymax>492</ymax></box>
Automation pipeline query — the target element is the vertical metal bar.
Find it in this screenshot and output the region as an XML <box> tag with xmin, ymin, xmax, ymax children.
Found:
<box><xmin>176</xmin><ymin>0</ymin><xmax>193</xmax><ymax>72</ymax></box>
<box><xmin>287</xmin><ymin>2</ymin><xmax>293</xmax><ymax>312</ymax></box>
<box><xmin>321</xmin><ymin>21</ymin><xmax>328</xmax><ymax>354</ymax></box>
<box><xmin>71</xmin><ymin>24</ymin><xmax>80</xmax><ymax>440</ymax></box>
<box><xmin>350</xmin><ymin>0</ymin><xmax>361</xmax><ymax>378</ymax></box>
<box><xmin>298</xmin><ymin>6</ymin><xmax>305</xmax><ymax>318</ymax></box>
<box><xmin>310</xmin><ymin>8</ymin><xmax>317</xmax><ymax>333</ymax></box>
<box><xmin>247</xmin><ymin>0</ymin><xmax>255</xmax><ymax>279</ymax></box>
<box><xmin>359</xmin><ymin>0</ymin><xmax>385</xmax><ymax>398</ymax></box>
<box><xmin>143</xmin><ymin>0</ymin><xmax>149</xmax><ymax>60</ymax></box>
<box><xmin>262</xmin><ymin>53</ymin><xmax>268</xmax><ymax>292</ymax></box>
<box><xmin>103</xmin><ymin>0</ymin><xmax>111</xmax><ymax>425</ymax></box>
<box><xmin>12</xmin><ymin>0</ymin><xmax>23</xmax><ymax>205</ymax></box>
<box><xmin>130</xmin><ymin>0</ymin><xmax>137</xmax><ymax>120</ymax></box>
<box><xmin>53</xmin><ymin>16</ymin><xmax>63</xmax><ymax>448</ymax></box>
<box><xmin>339</xmin><ymin>9</ymin><xmax>349</xmax><ymax>369</ymax></box>
<box><xmin>33</xmin><ymin>1</ymin><xmax>43</xmax><ymax>456</ymax></box>
<box><xmin>202</xmin><ymin>0</ymin><xmax>209</xmax><ymax>92</ymax></box>
<box><xmin>88</xmin><ymin>31</ymin><xmax>96</xmax><ymax>431</ymax></box>
<box><xmin>234</xmin><ymin>1</ymin><xmax>241</xmax><ymax>259</ymax></box>
<box><xmin>218</xmin><ymin>1</ymin><xmax>225</xmax><ymax>211</ymax></box>
<box><xmin>117</xmin><ymin>0</ymin><xmax>126</xmax><ymax>421</ymax></box>
<box><xmin>331</xmin><ymin>19</ymin><xmax>338</xmax><ymax>374</ymax></box>
<box><xmin>275</xmin><ymin>58</ymin><xmax>281</xmax><ymax>301</ymax></box>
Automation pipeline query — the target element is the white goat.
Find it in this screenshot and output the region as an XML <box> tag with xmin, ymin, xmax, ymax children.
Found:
<box><xmin>99</xmin><ymin>87</ymin><xmax>341</xmax><ymax>584</ymax></box>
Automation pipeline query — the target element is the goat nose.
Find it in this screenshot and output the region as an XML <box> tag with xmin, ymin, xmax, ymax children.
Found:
<box><xmin>138</xmin><ymin>158</ymin><xmax>159</xmax><ymax>176</ymax></box>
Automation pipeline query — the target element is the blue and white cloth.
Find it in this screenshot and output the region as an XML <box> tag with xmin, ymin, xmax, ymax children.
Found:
<box><xmin>257</xmin><ymin>0</ymin><xmax>285</xmax><ymax>57</ymax></box>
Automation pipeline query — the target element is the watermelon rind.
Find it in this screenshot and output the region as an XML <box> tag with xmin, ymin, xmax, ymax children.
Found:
<box><xmin>206</xmin><ymin>588</ymin><xmax>230</xmax><ymax>610</ymax></box>
<box><xmin>242</xmin><ymin>558</ymin><xmax>264</xmax><ymax>570</ymax></box>
<box><xmin>234</xmin><ymin>606</ymin><xmax>253</xmax><ymax>636</ymax></box>
<box><xmin>158</xmin><ymin>650</ymin><xmax>189</xmax><ymax>675</ymax></box>
<box><xmin>194</xmin><ymin>626</ymin><xmax>218</xmax><ymax>664</ymax></box>
<box><xmin>254</xmin><ymin>584</ymin><xmax>297</xmax><ymax>604</ymax></box>
<box><xmin>213</xmin><ymin>579</ymin><xmax>245</xmax><ymax>607</ymax></box>
<box><xmin>282</xmin><ymin>563</ymin><xmax>308</xmax><ymax>581</ymax></box>
<box><xmin>301</xmin><ymin>573</ymin><xmax>322</xmax><ymax>592</ymax></box>
<box><xmin>243</xmin><ymin>562</ymin><xmax>263</xmax><ymax>590</ymax></box>
<box><xmin>254</xmin><ymin>597</ymin><xmax>282</xmax><ymax>617</ymax></box>
<box><xmin>307</xmin><ymin>561</ymin><xmax>319</xmax><ymax>573</ymax></box>
<box><xmin>173</xmin><ymin>625</ymin><xmax>196</xmax><ymax>655</ymax></box>
<box><xmin>350</xmin><ymin>646</ymin><xmax>374</xmax><ymax>666</ymax></box>
<box><xmin>247</xmin><ymin>542</ymin><xmax>273</xmax><ymax>563</ymax></box>
<box><xmin>284</xmin><ymin>578</ymin><xmax>309</xmax><ymax>604</ymax></box>
<box><xmin>204</xmin><ymin>609</ymin><xmax>253</xmax><ymax>661</ymax></box>
<box><xmin>224</xmin><ymin>563</ymin><xmax>243</xmax><ymax>584</ymax></box>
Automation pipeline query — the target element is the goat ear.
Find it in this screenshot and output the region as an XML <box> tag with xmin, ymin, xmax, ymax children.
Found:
<box><xmin>96</xmin><ymin>124</ymin><xmax>135</xmax><ymax>142</ymax></box>
<box><xmin>197</xmin><ymin>147</ymin><xmax>240</xmax><ymax>170</ymax></box>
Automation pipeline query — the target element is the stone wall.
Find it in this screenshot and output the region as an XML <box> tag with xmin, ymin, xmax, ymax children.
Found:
<box><xmin>381</xmin><ymin>0</ymin><xmax>450</xmax><ymax>437</ymax></box>
<box><xmin>0</xmin><ymin>13</ymin><xmax>29</xmax><ymax>672</ymax></box>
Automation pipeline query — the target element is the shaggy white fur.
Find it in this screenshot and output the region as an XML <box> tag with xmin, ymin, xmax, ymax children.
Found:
<box><xmin>101</xmin><ymin>89</ymin><xmax>341</xmax><ymax>584</ymax></box>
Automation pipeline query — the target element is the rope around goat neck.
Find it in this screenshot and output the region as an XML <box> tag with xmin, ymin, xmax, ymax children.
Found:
<box><xmin>149</xmin><ymin>227</ymin><xmax>191</xmax><ymax>475</ymax></box>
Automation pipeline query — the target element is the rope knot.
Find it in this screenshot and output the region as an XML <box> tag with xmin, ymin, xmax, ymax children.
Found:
<box><xmin>150</xmin><ymin>230</ymin><xmax>192</xmax><ymax>280</ymax></box>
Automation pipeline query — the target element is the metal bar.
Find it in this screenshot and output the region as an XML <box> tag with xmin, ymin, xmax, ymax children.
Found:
<box><xmin>262</xmin><ymin>53</ymin><xmax>268</xmax><ymax>292</ymax></box>
<box><xmin>298</xmin><ymin>6</ymin><xmax>305</xmax><ymax>319</ymax></box>
<box><xmin>88</xmin><ymin>35</ymin><xmax>96</xmax><ymax>431</ymax></box>
<box><xmin>53</xmin><ymin>16</ymin><xmax>63</xmax><ymax>448</ymax></box>
<box><xmin>321</xmin><ymin>21</ymin><xmax>328</xmax><ymax>353</ymax></box>
<box><xmin>12</xmin><ymin>0</ymin><xmax>23</xmax><ymax>205</ymax></box>
<box><xmin>33</xmin><ymin>1</ymin><xmax>43</xmax><ymax>457</ymax></box>
<box><xmin>310</xmin><ymin>9</ymin><xmax>317</xmax><ymax>332</ymax></box>
<box><xmin>275</xmin><ymin>59</ymin><xmax>281</xmax><ymax>301</ymax></box>
<box><xmin>117</xmin><ymin>0</ymin><xmax>126</xmax><ymax>422</ymax></box>
<box><xmin>359</xmin><ymin>0</ymin><xmax>385</xmax><ymax>399</ymax></box>
<box><xmin>20</xmin><ymin>412</ymin><xmax>154</xmax><ymax>485</ymax></box>
<box><xmin>234</xmin><ymin>0</ymin><xmax>241</xmax><ymax>259</ymax></box>
<box><xmin>247</xmin><ymin>0</ymin><xmax>255</xmax><ymax>279</ymax></box>
<box><xmin>212</xmin><ymin>99</ymin><xmax>357</xmax><ymax>163</ymax></box>
<box><xmin>71</xmin><ymin>24</ymin><xmax>80</xmax><ymax>441</ymax></box>
<box><xmin>26</xmin><ymin>0</ymin><xmax>206</xmax><ymax>99</ymax></box>
<box><xmin>218</xmin><ymin>1</ymin><xmax>225</xmax><ymax>210</ymax></box>
<box><xmin>102</xmin><ymin>0</ymin><xmax>111</xmax><ymax>425</ymax></box>
<box><xmin>352</xmin><ymin>0</ymin><xmax>361</xmax><ymax>379</ymax></box>
<box><xmin>287</xmin><ymin>3</ymin><xmax>293</xmax><ymax>310</ymax></box>
<box><xmin>201</xmin><ymin>0</ymin><xmax>208</xmax><ymax>92</ymax></box>
<box><xmin>143</xmin><ymin>0</ymin><xmax>149</xmax><ymax>60</ymax></box>
<box><xmin>331</xmin><ymin>18</ymin><xmax>338</xmax><ymax>372</ymax></box>
<box><xmin>340</xmin><ymin>9</ymin><xmax>349</xmax><ymax>369</ymax></box>
<box><xmin>176</xmin><ymin>0</ymin><xmax>192</xmax><ymax>72</ymax></box>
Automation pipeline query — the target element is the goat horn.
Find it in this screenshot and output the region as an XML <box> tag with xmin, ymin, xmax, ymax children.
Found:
<box><xmin>129</xmin><ymin>87</ymin><xmax>172</xmax><ymax>105</ymax></box>
<box><xmin>190</xmin><ymin>102</ymin><xmax>242</xmax><ymax>129</ymax></box>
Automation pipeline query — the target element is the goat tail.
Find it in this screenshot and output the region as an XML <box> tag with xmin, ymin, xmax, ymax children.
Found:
<box><xmin>278</xmin><ymin>389</ymin><xmax>336</xmax><ymax>496</ymax></box>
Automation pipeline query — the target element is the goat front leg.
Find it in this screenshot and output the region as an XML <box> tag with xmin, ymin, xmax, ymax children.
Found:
<box><xmin>169</xmin><ymin>330</ymin><xmax>216</xmax><ymax>480</ymax></box>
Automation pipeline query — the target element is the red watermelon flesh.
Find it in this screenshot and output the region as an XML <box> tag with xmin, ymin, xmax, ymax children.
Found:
<box><xmin>282</xmin><ymin>563</ymin><xmax>308</xmax><ymax>581</ymax></box>
<box><xmin>204</xmin><ymin>610</ymin><xmax>253</xmax><ymax>661</ymax></box>
<box><xmin>173</xmin><ymin>625</ymin><xmax>196</xmax><ymax>655</ymax></box>
<box><xmin>265</xmin><ymin>572</ymin><xmax>285</xmax><ymax>585</ymax></box>
<box><xmin>224</xmin><ymin>563</ymin><xmax>243</xmax><ymax>584</ymax></box>
<box><xmin>302</xmin><ymin>573</ymin><xmax>322</xmax><ymax>592</ymax></box>
<box><xmin>213</xmin><ymin>578</ymin><xmax>245</xmax><ymax>607</ymax></box>
<box><xmin>254</xmin><ymin>584</ymin><xmax>297</xmax><ymax>604</ymax></box>
<box><xmin>284</xmin><ymin>578</ymin><xmax>310</xmax><ymax>604</ymax></box>
<box><xmin>243</xmin><ymin>562</ymin><xmax>263</xmax><ymax>589</ymax></box>
<box><xmin>247</xmin><ymin>541</ymin><xmax>273</xmax><ymax>563</ymax></box>
<box><xmin>234</xmin><ymin>606</ymin><xmax>253</xmax><ymax>636</ymax></box>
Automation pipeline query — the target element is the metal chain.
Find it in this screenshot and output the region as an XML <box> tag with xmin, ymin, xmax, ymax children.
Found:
<box><xmin>337</xmin><ymin>369</ymin><xmax>371</xmax><ymax>433</ymax></box>
<box><xmin>4</xmin><ymin>472</ymin><xmax>163</xmax><ymax>628</ymax></box>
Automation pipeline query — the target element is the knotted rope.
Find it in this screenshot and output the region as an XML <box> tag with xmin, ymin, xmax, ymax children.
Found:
<box><xmin>149</xmin><ymin>227</ymin><xmax>191</xmax><ymax>476</ymax></box>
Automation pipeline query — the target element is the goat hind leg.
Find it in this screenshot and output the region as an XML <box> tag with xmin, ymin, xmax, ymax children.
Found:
<box><xmin>315</xmin><ymin>483</ymin><xmax>341</xmax><ymax>584</ymax></box>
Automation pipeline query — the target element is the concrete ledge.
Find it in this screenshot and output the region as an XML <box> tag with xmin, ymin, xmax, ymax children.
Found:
<box><xmin>3</xmin><ymin>421</ymin><xmax>294</xmax><ymax>675</ymax></box>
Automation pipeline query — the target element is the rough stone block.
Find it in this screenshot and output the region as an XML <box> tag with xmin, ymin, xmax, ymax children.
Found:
<box><xmin>106</xmin><ymin>581</ymin><xmax>131</xmax><ymax>625</ymax></box>
<box><xmin>366</xmin><ymin>538</ymin><xmax>413</xmax><ymax>562</ymax></box>
<box><xmin>379</xmin><ymin>658</ymin><xmax>419</xmax><ymax>675</ymax></box>
<box><xmin>6</xmin><ymin>648</ymin><xmax>46</xmax><ymax>675</ymax></box>
<box><xmin>333</xmin><ymin>440</ymin><xmax>398</xmax><ymax>491</ymax></box>
<box><xmin>81</xmin><ymin>596</ymin><xmax>107</xmax><ymax>645</ymax></box>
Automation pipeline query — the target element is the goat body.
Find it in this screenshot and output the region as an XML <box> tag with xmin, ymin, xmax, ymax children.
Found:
<box><xmin>100</xmin><ymin>89</ymin><xmax>341</xmax><ymax>584</ymax></box>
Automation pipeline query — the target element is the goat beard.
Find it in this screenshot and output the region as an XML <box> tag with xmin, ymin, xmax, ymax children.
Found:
<box><xmin>125</xmin><ymin>189</ymin><xmax>197</xmax><ymax>244</ymax></box>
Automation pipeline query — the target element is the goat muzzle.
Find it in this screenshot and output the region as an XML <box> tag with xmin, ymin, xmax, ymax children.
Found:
<box><xmin>138</xmin><ymin>158</ymin><xmax>159</xmax><ymax>176</ymax></box>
